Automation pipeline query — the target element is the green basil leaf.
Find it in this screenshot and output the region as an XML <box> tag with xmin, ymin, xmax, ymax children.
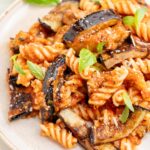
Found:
<box><xmin>25</xmin><ymin>0</ymin><xmax>60</xmax><ymax>5</ymax></box>
<box><xmin>119</xmin><ymin>106</ymin><xmax>129</xmax><ymax>124</ymax></box>
<box><xmin>27</xmin><ymin>61</ymin><xmax>45</xmax><ymax>80</ymax></box>
<box><xmin>97</xmin><ymin>42</ymin><xmax>105</xmax><ymax>54</ymax></box>
<box><xmin>123</xmin><ymin>92</ymin><xmax>134</xmax><ymax>112</ymax></box>
<box><xmin>79</xmin><ymin>48</ymin><xmax>97</xmax><ymax>72</ymax></box>
<box><xmin>135</xmin><ymin>7</ymin><xmax>147</xmax><ymax>31</ymax></box>
<box><xmin>11</xmin><ymin>54</ymin><xmax>26</xmax><ymax>75</ymax></box>
<box><xmin>123</xmin><ymin>16</ymin><xmax>135</xmax><ymax>26</ymax></box>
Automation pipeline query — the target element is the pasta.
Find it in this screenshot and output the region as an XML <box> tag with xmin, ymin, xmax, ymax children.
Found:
<box><xmin>7</xmin><ymin>0</ymin><xmax>150</xmax><ymax>149</ymax></box>
<box><xmin>20</xmin><ymin>42</ymin><xmax>65</xmax><ymax>63</ymax></box>
<box><xmin>79</xmin><ymin>0</ymin><xmax>100</xmax><ymax>12</ymax></box>
<box><xmin>41</xmin><ymin>123</ymin><xmax>77</xmax><ymax>148</ymax></box>
<box><xmin>88</xmin><ymin>66</ymin><xmax>128</xmax><ymax>106</ymax></box>
<box><xmin>72</xmin><ymin>104</ymin><xmax>101</xmax><ymax>121</ymax></box>
<box><xmin>101</xmin><ymin>0</ymin><xmax>140</xmax><ymax>15</ymax></box>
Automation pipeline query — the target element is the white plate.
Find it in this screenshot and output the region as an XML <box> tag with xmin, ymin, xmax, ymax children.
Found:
<box><xmin>0</xmin><ymin>0</ymin><xmax>150</xmax><ymax>150</ymax></box>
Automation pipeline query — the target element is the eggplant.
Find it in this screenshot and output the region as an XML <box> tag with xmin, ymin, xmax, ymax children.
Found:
<box><xmin>90</xmin><ymin>109</ymin><xmax>146</xmax><ymax>145</ymax></box>
<box><xmin>43</xmin><ymin>55</ymin><xmax>66</xmax><ymax>105</ymax></box>
<box><xmin>39</xmin><ymin>0</ymin><xmax>79</xmax><ymax>32</ymax></box>
<box><xmin>63</xmin><ymin>9</ymin><xmax>120</xmax><ymax>43</ymax></box>
<box><xmin>8</xmin><ymin>91</ymin><xmax>32</xmax><ymax>121</ymax></box>
<box><xmin>99</xmin><ymin>44</ymin><xmax>149</xmax><ymax>69</ymax></box>
<box><xmin>39</xmin><ymin>106</ymin><xmax>55</xmax><ymax>123</ymax></box>
<box><xmin>8</xmin><ymin>74</ymin><xmax>33</xmax><ymax>121</ymax></box>
<box><xmin>59</xmin><ymin>108</ymin><xmax>92</xmax><ymax>139</ymax></box>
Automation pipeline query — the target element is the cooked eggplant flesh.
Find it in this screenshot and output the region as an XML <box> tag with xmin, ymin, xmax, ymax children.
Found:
<box><xmin>63</xmin><ymin>9</ymin><xmax>120</xmax><ymax>43</ymax></box>
<box><xmin>90</xmin><ymin>109</ymin><xmax>146</xmax><ymax>144</ymax></box>
<box><xmin>100</xmin><ymin>45</ymin><xmax>149</xmax><ymax>69</ymax></box>
<box><xmin>59</xmin><ymin>108</ymin><xmax>91</xmax><ymax>139</ymax></box>
<box><xmin>65</xmin><ymin>21</ymin><xmax>129</xmax><ymax>54</ymax></box>
<box><xmin>43</xmin><ymin>55</ymin><xmax>66</xmax><ymax>104</ymax></box>
<box><xmin>8</xmin><ymin>91</ymin><xmax>32</xmax><ymax>121</ymax></box>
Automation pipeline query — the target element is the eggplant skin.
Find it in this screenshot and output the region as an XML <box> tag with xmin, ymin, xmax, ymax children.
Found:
<box><xmin>63</xmin><ymin>9</ymin><xmax>120</xmax><ymax>43</ymax></box>
<box><xmin>90</xmin><ymin>109</ymin><xmax>146</xmax><ymax>144</ymax></box>
<box><xmin>43</xmin><ymin>55</ymin><xmax>66</xmax><ymax>104</ymax></box>
<box><xmin>8</xmin><ymin>91</ymin><xmax>32</xmax><ymax>121</ymax></box>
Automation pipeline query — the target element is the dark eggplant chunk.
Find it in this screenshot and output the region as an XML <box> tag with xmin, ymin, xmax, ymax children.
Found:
<box><xmin>100</xmin><ymin>44</ymin><xmax>149</xmax><ymax>69</ymax></box>
<box><xmin>63</xmin><ymin>9</ymin><xmax>120</xmax><ymax>43</ymax></box>
<box><xmin>8</xmin><ymin>91</ymin><xmax>32</xmax><ymax>121</ymax></box>
<box><xmin>59</xmin><ymin>108</ymin><xmax>92</xmax><ymax>139</ymax></box>
<box><xmin>43</xmin><ymin>55</ymin><xmax>66</xmax><ymax>105</ymax></box>
<box><xmin>90</xmin><ymin>109</ymin><xmax>146</xmax><ymax>145</ymax></box>
<box><xmin>39</xmin><ymin>106</ymin><xmax>55</xmax><ymax>123</ymax></box>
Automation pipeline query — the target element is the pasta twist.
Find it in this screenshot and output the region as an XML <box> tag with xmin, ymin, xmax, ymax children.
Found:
<box><xmin>20</xmin><ymin>42</ymin><xmax>65</xmax><ymax>63</ymax></box>
<box><xmin>79</xmin><ymin>0</ymin><xmax>100</xmax><ymax>12</ymax></box>
<box><xmin>101</xmin><ymin>0</ymin><xmax>140</xmax><ymax>15</ymax></box>
<box><xmin>41</xmin><ymin>123</ymin><xmax>77</xmax><ymax>148</ymax></box>
<box><xmin>66</xmin><ymin>48</ymin><xmax>100</xmax><ymax>80</ymax></box>
<box><xmin>123</xmin><ymin>58</ymin><xmax>150</xmax><ymax>75</ymax></box>
<box><xmin>88</xmin><ymin>66</ymin><xmax>128</xmax><ymax>106</ymax></box>
<box><xmin>112</xmin><ymin>87</ymin><xmax>143</xmax><ymax>107</ymax></box>
<box><xmin>72</xmin><ymin>104</ymin><xmax>101</xmax><ymax>121</ymax></box>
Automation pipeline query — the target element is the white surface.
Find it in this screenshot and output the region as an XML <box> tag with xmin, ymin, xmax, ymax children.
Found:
<box><xmin>0</xmin><ymin>0</ymin><xmax>150</xmax><ymax>150</ymax></box>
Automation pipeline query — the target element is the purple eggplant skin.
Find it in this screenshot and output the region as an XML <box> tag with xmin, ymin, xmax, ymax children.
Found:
<box><xmin>8</xmin><ymin>73</ymin><xmax>33</xmax><ymax>121</ymax></box>
<box><xmin>63</xmin><ymin>9</ymin><xmax>120</xmax><ymax>43</ymax></box>
<box><xmin>42</xmin><ymin>55</ymin><xmax>66</xmax><ymax>105</ymax></box>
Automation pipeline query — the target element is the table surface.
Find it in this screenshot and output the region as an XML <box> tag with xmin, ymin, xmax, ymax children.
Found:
<box><xmin>0</xmin><ymin>1</ymin><xmax>14</xmax><ymax>149</ymax></box>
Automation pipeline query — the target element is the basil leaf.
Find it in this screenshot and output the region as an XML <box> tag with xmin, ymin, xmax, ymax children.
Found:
<box><xmin>79</xmin><ymin>48</ymin><xmax>97</xmax><ymax>72</ymax></box>
<box><xmin>11</xmin><ymin>54</ymin><xmax>26</xmax><ymax>75</ymax></box>
<box><xmin>135</xmin><ymin>7</ymin><xmax>147</xmax><ymax>31</ymax></box>
<box><xmin>123</xmin><ymin>92</ymin><xmax>134</xmax><ymax>112</ymax></box>
<box><xmin>25</xmin><ymin>0</ymin><xmax>60</xmax><ymax>5</ymax></box>
<box><xmin>119</xmin><ymin>106</ymin><xmax>129</xmax><ymax>124</ymax></box>
<box><xmin>27</xmin><ymin>61</ymin><xmax>45</xmax><ymax>80</ymax></box>
<box><xmin>97</xmin><ymin>42</ymin><xmax>105</xmax><ymax>54</ymax></box>
<box><xmin>123</xmin><ymin>16</ymin><xmax>135</xmax><ymax>26</ymax></box>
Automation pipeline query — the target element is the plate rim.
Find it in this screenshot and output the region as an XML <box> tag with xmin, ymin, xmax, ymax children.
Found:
<box><xmin>0</xmin><ymin>1</ymin><xmax>21</xmax><ymax>149</ymax></box>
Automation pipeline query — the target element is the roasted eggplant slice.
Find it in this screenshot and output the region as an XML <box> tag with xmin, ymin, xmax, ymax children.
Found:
<box><xmin>8</xmin><ymin>91</ymin><xmax>32</xmax><ymax>121</ymax></box>
<box><xmin>43</xmin><ymin>55</ymin><xmax>66</xmax><ymax>105</ymax></box>
<box><xmin>59</xmin><ymin>108</ymin><xmax>91</xmax><ymax>139</ymax></box>
<box><xmin>90</xmin><ymin>109</ymin><xmax>146</xmax><ymax>145</ymax></box>
<box><xmin>100</xmin><ymin>44</ymin><xmax>149</xmax><ymax>69</ymax></box>
<box><xmin>63</xmin><ymin>9</ymin><xmax>120</xmax><ymax>43</ymax></box>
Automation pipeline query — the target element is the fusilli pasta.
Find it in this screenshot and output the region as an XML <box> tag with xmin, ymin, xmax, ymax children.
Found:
<box><xmin>41</xmin><ymin>123</ymin><xmax>77</xmax><ymax>148</ymax></box>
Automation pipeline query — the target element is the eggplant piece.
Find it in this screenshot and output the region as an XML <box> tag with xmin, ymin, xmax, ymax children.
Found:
<box><xmin>59</xmin><ymin>108</ymin><xmax>91</xmax><ymax>139</ymax></box>
<box><xmin>8</xmin><ymin>91</ymin><xmax>32</xmax><ymax>121</ymax></box>
<box><xmin>43</xmin><ymin>55</ymin><xmax>66</xmax><ymax>105</ymax></box>
<box><xmin>39</xmin><ymin>106</ymin><xmax>55</xmax><ymax>123</ymax></box>
<box><xmin>100</xmin><ymin>44</ymin><xmax>149</xmax><ymax>69</ymax></box>
<box><xmin>63</xmin><ymin>9</ymin><xmax>120</xmax><ymax>43</ymax></box>
<box><xmin>90</xmin><ymin>109</ymin><xmax>146</xmax><ymax>145</ymax></box>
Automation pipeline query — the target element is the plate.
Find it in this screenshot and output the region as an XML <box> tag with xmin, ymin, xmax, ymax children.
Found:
<box><xmin>0</xmin><ymin>0</ymin><xmax>150</xmax><ymax>150</ymax></box>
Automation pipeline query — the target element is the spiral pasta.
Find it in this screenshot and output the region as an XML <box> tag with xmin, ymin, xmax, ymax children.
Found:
<box><xmin>101</xmin><ymin>0</ymin><xmax>140</xmax><ymax>15</ymax></box>
<box><xmin>79</xmin><ymin>0</ymin><xmax>100</xmax><ymax>12</ymax></box>
<box><xmin>88</xmin><ymin>66</ymin><xmax>128</xmax><ymax>106</ymax></box>
<box><xmin>123</xmin><ymin>58</ymin><xmax>150</xmax><ymax>75</ymax></box>
<box><xmin>41</xmin><ymin>123</ymin><xmax>77</xmax><ymax>148</ymax></box>
<box><xmin>20</xmin><ymin>42</ymin><xmax>65</xmax><ymax>63</ymax></box>
<box><xmin>72</xmin><ymin>104</ymin><xmax>101</xmax><ymax>121</ymax></box>
<box><xmin>120</xmin><ymin>138</ymin><xmax>136</xmax><ymax>150</ymax></box>
<box><xmin>66</xmin><ymin>48</ymin><xmax>100</xmax><ymax>80</ymax></box>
